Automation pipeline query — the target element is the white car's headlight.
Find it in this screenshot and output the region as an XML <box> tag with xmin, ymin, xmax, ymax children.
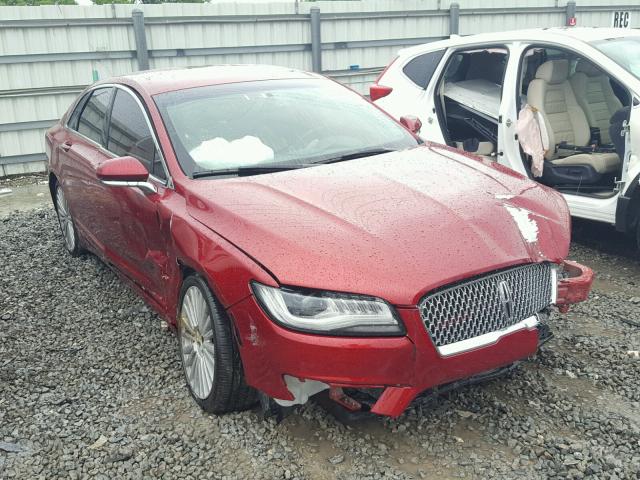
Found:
<box><xmin>252</xmin><ymin>282</ymin><xmax>404</xmax><ymax>336</ymax></box>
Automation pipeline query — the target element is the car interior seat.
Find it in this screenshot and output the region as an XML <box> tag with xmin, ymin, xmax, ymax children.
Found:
<box><xmin>527</xmin><ymin>59</ymin><xmax>621</xmax><ymax>186</ymax></box>
<box><xmin>569</xmin><ymin>59</ymin><xmax>623</xmax><ymax>145</ymax></box>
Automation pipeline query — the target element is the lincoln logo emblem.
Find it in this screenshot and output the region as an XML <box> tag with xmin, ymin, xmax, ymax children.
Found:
<box><xmin>498</xmin><ymin>281</ymin><xmax>514</xmax><ymax>321</ymax></box>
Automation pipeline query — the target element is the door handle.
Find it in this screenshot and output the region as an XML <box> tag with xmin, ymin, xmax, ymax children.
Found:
<box><xmin>60</xmin><ymin>141</ymin><xmax>73</xmax><ymax>152</ymax></box>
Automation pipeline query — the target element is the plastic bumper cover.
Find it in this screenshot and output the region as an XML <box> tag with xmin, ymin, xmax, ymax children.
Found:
<box><xmin>228</xmin><ymin>295</ymin><xmax>542</xmax><ymax>418</ymax></box>
<box><xmin>555</xmin><ymin>260</ymin><xmax>593</xmax><ymax>313</ymax></box>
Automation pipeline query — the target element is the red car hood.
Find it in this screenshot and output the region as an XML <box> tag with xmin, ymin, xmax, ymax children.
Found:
<box><xmin>184</xmin><ymin>144</ymin><xmax>570</xmax><ymax>305</ymax></box>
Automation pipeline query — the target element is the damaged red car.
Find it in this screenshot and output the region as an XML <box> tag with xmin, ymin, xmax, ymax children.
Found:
<box><xmin>45</xmin><ymin>65</ymin><xmax>593</xmax><ymax>418</ymax></box>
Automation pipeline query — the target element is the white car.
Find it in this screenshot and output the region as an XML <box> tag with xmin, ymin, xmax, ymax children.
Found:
<box><xmin>371</xmin><ymin>28</ymin><xmax>640</xmax><ymax>248</ymax></box>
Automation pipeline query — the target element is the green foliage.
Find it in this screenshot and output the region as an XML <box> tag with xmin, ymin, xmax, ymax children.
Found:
<box><xmin>0</xmin><ymin>0</ymin><xmax>76</xmax><ymax>4</ymax></box>
<box><xmin>92</xmin><ymin>0</ymin><xmax>208</xmax><ymax>3</ymax></box>
<box><xmin>137</xmin><ymin>0</ymin><xmax>207</xmax><ymax>3</ymax></box>
<box><xmin>0</xmin><ymin>0</ymin><xmax>207</xmax><ymax>4</ymax></box>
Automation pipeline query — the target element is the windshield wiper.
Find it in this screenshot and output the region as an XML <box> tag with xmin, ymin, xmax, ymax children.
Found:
<box><xmin>311</xmin><ymin>148</ymin><xmax>397</xmax><ymax>165</ymax></box>
<box><xmin>192</xmin><ymin>164</ymin><xmax>313</xmax><ymax>179</ymax></box>
<box><xmin>191</xmin><ymin>148</ymin><xmax>399</xmax><ymax>178</ymax></box>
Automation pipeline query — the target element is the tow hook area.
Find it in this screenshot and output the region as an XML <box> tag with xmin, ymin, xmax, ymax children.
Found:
<box><xmin>262</xmin><ymin>376</ymin><xmax>380</xmax><ymax>422</ymax></box>
<box><xmin>556</xmin><ymin>260</ymin><xmax>594</xmax><ymax>313</ymax></box>
<box><xmin>329</xmin><ymin>387</ymin><xmax>362</xmax><ymax>412</ymax></box>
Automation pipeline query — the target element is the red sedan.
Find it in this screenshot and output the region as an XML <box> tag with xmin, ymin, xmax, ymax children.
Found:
<box><xmin>45</xmin><ymin>65</ymin><xmax>592</xmax><ymax>418</ymax></box>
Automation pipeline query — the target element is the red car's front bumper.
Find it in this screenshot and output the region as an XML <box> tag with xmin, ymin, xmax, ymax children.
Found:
<box><xmin>555</xmin><ymin>260</ymin><xmax>594</xmax><ymax>313</ymax></box>
<box><xmin>229</xmin><ymin>261</ymin><xmax>593</xmax><ymax>417</ymax></box>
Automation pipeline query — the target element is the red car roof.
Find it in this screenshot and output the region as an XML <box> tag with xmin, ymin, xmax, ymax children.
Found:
<box><xmin>109</xmin><ymin>64</ymin><xmax>318</xmax><ymax>96</ymax></box>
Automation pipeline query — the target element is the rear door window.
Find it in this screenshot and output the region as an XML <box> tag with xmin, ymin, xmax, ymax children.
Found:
<box><xmin>107</xmin><ymin>89</ymin><xmax>165</xmax><ymax>180</ymax></box>
<box><xmin>403</xmin><ymin>50</ymin><xmax>446</xmax><ymax>89</ymax></box>
<box><xmin>76</xmin><ymin>88</ymin><xmax>113</xmax><ymax>146</ymax></box>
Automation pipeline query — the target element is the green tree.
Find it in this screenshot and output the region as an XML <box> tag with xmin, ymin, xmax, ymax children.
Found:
<box><xmin>0</xmin><ymin>0</ymin><xmax>207</xmax><ymax>4</ymax></box>
<box><xmin>92</xmin><ymin>0</ymin><xmax>206</xmax><ymax>3</ymax></box>
<box><xmin>138</xmin><ymin>0</ymin><xmax>207</xmax><ymax>3</ymax></box>
<box><xmin>0</xmin><ymin>0</ymin><xmax>76</xmax><ymax>5</ymax></box>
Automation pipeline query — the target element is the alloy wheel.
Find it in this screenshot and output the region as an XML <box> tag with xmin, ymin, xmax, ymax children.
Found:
<box><xmin>179</xmin><ymin>285</ymin><xmax>216</xmax><ymax>400</ymax></box>
<box><xmin>55</xmin><ymin>186</ymin><xmax>76</xmax><ymax>252</ymax></box>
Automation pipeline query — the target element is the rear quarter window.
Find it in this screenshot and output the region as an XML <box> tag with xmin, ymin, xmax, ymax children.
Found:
<box><xmin>402</xmin><ymin>49</ymin><xmax>446</xmax><ymax>89</ymax></box>
<box><xmin>67</xmin><ymin>92</ymin><xmax>91</xmax><ymax>131</ymax></box>
<box><xmin>77</xmin><ymin>88</ymin><xmax>113</xmax><ymax>146</ymax></box>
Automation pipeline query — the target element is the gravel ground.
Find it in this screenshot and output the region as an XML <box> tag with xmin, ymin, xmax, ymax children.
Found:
<box><xmin>0</xmin><ymin>173</ymin><xmax>47</xmax><ymax>188</ymax></box>
<box><xmin>1</xmin><ymin>206</ymin><xmax>639</xmax><ymax>480</ymax></box>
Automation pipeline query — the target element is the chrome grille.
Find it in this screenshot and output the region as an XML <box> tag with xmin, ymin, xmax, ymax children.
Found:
<box><xmin>419</xmin><ymin>263</ymin><xmax>554</xmax><ymax>348</ymax></box>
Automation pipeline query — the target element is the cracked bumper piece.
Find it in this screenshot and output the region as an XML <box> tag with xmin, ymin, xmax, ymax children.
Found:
<box><xmin>555</xmin><ymin>260</ymin><xmax>593</xmax><ymax>313</ymax></box>
<box><xmin>229</xmin><ymin>295</ymin><xmax>541</xmax><ymax>417</ymax></box>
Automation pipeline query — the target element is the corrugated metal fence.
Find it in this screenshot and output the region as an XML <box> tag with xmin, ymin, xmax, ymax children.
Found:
<box><xmin>1</xmin><ymin>0</ymin><xmax>638</xmax><ymax>176</ymax></box>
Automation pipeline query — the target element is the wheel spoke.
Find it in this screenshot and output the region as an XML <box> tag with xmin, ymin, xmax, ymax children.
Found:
<box><xmin>181</xmin><ymin>326</ymin><xmax>198</xmax><ymax>344</ymax></box>
<box><xmin>66</xmin><ymin>222</ymin><xmax>75</xmax><ymax>248</ymax></box>
<box><xmin>189</xmin><ymin>354</ymin><xmax>199</xmax><ymax>388</ymax></box>
<box><xmin>195</xmin><ymin>293</ymin><xmax>208</xmax><ymax>331</ymax></box>
<box><xmin>200</xmin><ymin>360</ymin><xmax>214</xmax><ymax>387</ymax></box>
<box><xmin>201</xmin><ymin>322</ymin><xmax>214</xmax><ymax>341</ymax></box>
<box><xmin>184</xmin><ymin>349</ymin><xmax>197</xmax><ymax>370</ymax></box>
<box><xmin>195</xmin><ymin>356</ymin><xmax>207</xmax><ymax>398</ymax></box>
<box><xmin>185</xmin><ymin>290</ymin><xmax>199</xmax><ymax>329</ymax></box>
<box><xmin>180</xmin><ymin>313</ymin><xmax>199</xmax><ymax>340</ymax></box>
<box><xmin>202</xmin><ymin>341</ymin><xmax>215</xmax><ymax>357</ymax></box>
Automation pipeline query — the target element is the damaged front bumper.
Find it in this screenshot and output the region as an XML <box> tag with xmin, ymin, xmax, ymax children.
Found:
<box><xmin>229</xmin><ymin>260</ymin><xmax>592</xmax><ymax>418</ymax></box>
<box><xmin>555</xmin><ymin>260</ymin><xmax>594</xmax><ymax>313</ymax></box>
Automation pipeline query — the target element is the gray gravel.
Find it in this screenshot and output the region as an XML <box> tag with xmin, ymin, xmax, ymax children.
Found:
<box><xmin>1</xmin><ymin>206</ymin><xmax>639</xmax><ymax>479</ymax></box>
<box><xmin>0</xmin><ymin>173</ymin><xmax>47</xmax><ymax>188</ymax></box>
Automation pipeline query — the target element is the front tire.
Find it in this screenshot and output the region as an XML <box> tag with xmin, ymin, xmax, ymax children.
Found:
<box><xmin>54</xmin><ymin>185</ymin><xmax>82</xmax><ymax>256</ymax></box>
<box><xmin>178</xmin><ymin>275</ymin><xmax>257</xmax><ymax>413</ymax></box>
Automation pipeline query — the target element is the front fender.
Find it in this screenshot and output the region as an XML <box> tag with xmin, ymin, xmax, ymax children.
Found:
<box><xmin>167</xmin><ymin>213</ymin><xmax>278</xmax><ymax>324</ymax></box>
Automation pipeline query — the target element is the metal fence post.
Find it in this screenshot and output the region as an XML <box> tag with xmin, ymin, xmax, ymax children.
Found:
<box><xmin>310</xmin><ymin>7</ymin><xmax>322</xmax><ymax>73</ymax></box>
<box><xmin>566</xmin><ymin>1</ymin><xmax>577</xmax><ymax>26</ymax></box>
<box><xmin>449</xmin><ymin>3</ymin><xmax>460</xmax><ymax>36</ymax></box>
<box><xmin>132</xmin><ymin>9</ymin><xmax>150</xmax><ymax>71</ymax></box>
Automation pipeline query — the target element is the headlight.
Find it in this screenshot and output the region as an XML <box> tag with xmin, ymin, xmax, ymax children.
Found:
<box><xmin>251</xmin><ymin>282</ymin><xmax>404</xmax><ymax>336</ymax></box>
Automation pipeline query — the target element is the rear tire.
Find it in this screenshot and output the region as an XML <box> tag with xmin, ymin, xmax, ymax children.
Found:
<box><xmin>54</xmin><ymin>184</ymin><xmax>82</xmax><ymax>257</ymax></box>
<box><xmin>178</xmin><ymin>275</ymin><xmax>257</xmax><ymax>414</ymax></box>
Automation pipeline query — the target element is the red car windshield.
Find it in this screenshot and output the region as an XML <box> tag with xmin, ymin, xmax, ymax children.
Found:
<box><xmin>154</xmin><ymin>78</ymin><xmax>419</xmax><ymax>177</ymax></box>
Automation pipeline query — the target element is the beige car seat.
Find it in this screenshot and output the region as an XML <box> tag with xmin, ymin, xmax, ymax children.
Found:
<box><xmin>570</xmin><ymin>59</ymin><xmax>622</xmax><ymax>144</ymax></box>
<box><xmin>527</xmin><ymin>59</ymin><xmax>620</xmax><ymax>176</ymax></box>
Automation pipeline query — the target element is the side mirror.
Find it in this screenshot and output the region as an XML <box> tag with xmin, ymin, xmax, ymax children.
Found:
<box><xmin>97</xmin><ymin>156</ymin><xmax>156</xmax><ymax>194</ymax></box>
<box><xmin>400</xmin><ymin>115</ymin><xmax>422</xmax><ymax>134</ymax></box>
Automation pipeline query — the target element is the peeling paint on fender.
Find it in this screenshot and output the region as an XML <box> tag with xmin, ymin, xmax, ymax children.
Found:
<box><xmin>504</xmin><ymin>205</ymin><xmax>539</xmax><ymax>243</ymax></box>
